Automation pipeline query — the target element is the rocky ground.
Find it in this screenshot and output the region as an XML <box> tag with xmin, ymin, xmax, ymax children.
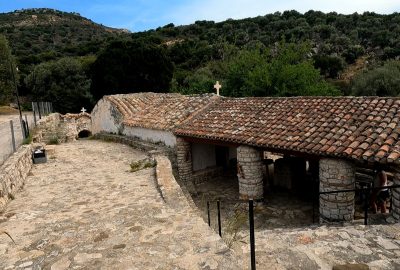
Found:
<box><xmin>0</xmin><ymin>140</ymin><xmax>239</xmax><ymax>270</ymax></box>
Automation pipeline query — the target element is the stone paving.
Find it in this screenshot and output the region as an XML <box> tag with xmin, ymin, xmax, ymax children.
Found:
<box><xmin>0</xmin><ymin>140</ymin><xmax>239</xmax><ymax>270</ymax></box>
<box><xmin>2</xmin><ymin>139</ymin><xmax>400</xmax><ymax>270</ymax></box>
<box><xmin>192</xmin><ymin>176</ymin><xmax>400</xmax><ymax>269</ymax></box>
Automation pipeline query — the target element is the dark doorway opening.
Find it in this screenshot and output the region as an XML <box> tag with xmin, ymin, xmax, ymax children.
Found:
<box><xmin>215</xmin><ymin>146</ymin><xmax>229</xmax><ymax>170</ymax></box>
<box><xmin>78</xmin><ymin>130</ymin><xmax>91</xmax><ymax>138</ymax></box>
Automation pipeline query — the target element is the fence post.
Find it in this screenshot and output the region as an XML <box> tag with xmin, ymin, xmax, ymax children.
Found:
<box><xmin>10</xmin><ymin>120</ymin><xmax>16</xmax><ymax>153</ymax></box>
<box><xmin>249</xmin><ymin>200</ymin><xmax>256</xmax><ymax>270</ymax></box>
<box><xmin>33</xmin><ymin>106</ymin><xmax>37</xmax><ymax>126</ymax></box>
<box><xmin>24</xmin><ymin>114</ymin><xmax>29</xmax><ymax>136</ymax></box>
<box><xmin>207</xmin><ymin>201</ymin><xmax>211</xmax><ymax>226</ymax></box>
<box><xmin>217</xmin><ymin>200</ymin><xmax>222</xmax><ymax>237</ymax></box>
<box><xmin>38</xmin><ymin>102</ymin><xmax>42</xmax><ymax>119</ymax></box>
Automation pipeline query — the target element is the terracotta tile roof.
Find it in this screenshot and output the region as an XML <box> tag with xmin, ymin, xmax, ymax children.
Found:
<box><xmin>174</xmin><ymin>97</ymin><xmax>400</xmax><ymax>165</ymax></box>
<box><xmin>106</xmin><ymin>93</ymin><xmax>218</xmax><ymax>131</ymax></box>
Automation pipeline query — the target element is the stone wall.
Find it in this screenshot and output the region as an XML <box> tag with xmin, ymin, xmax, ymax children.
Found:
<box><xmin>192</xmin><ymin>167</ymin><xmax>224</xmax><ymax>185</ymax></box>
<box><xmin>319</xmin><ymin>158</ymin><xmax>355</xmax><ymax>222</ymax></box>
<box><xmin>237</xmin><ymin>145</ymin><xmax>263</xmax><ymax>200</ymax></box>
<box><xmin>62</xmin><ymin>113</ymin><xmax>92</xmax><ymax>141</ymax></box>
<box><xmin>33</xmin><ymin>113</ymin><xmax>62</xmax><ymax>143</ymax></box>
<box><xmin>0</xmin><ymin>145</ymin><xmax>32</xmax><ymax>212</ymax></box>
<box><xmin>33</xmin><ymin>113</ymin><xmax>91</xmax><ymax>144</ymax></box>
<box><xmin>392</xmin><ymin>167</ymin><xmax>400</xmax><ymax>221</ymax></box>
<box><xmin>176</xmin><ymin>137</ymin><xmax>193</xmax><ymax>187</ymax></box>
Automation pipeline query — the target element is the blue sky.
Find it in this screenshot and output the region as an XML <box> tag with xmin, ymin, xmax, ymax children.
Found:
<box><xmin>1</xmin><ymin>0</ymin><xmax>399</xmax><ymax>32</ymax></box>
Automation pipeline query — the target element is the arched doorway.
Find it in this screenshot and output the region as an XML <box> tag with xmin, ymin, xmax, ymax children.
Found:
<box><xmin>78</xmin><ymin>129</ymin><xmax>92</xmax><ymax>138</ymax></box>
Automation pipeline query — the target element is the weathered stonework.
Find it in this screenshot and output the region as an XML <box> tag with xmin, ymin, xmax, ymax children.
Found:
<box><xmin>237</xmin><ymin>145</ymin><xmax>263</xmax><ymax>200</ymax></box>
<box><xmin>392</xmin><ymin>166</ymin><xmax>400</xmax><ymax>222</ymax></box>
<box><xmin>176</xmin><ymin>137</ymin><xmax>192</xmax><ymax>186</ymax></box>
<box><xmin>62</xmin><ymin>113</ymin><xmax>92</xmax><ymax>141</ymax></box>
<box><xmin>192</xmin><ymin>167</ymin><xmax>224</xmax><ymax>185</ymax></box>
<box><xmin>33</xmin><ymin>113</ymin><xmax>91</xmax><ymax>144</ymax></box>
<box><xmin>0</xmin><ymin>145</ymin><xmax>32</xmax><ymax>212</ymax></box>
<box><xmin>319</xmin><ymin>158</ymin><xmax>355</xmax><ymax>222</ymax></box>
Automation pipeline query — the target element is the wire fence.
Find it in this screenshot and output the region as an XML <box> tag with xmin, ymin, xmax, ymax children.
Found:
<box><xmin>0</xmin><ymin>114</ymin><xmax>35</xmax><ymax>166</ymax></box>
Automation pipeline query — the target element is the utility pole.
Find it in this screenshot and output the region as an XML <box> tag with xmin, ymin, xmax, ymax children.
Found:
<box><xmin>9</xmin><ymin>61</ymin><xmax>26</xmax><ymax>138</ymax></box>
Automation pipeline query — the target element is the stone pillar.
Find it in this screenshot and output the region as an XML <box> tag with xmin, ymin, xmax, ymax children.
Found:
<box><xmin>392</xmin><ymin>166</ymin><xmax>400</xmax><ymax>221</ymax></box>
<box><xmin>176</xmin><ymin>137</ymin><xmax>193</xmax><ymax>184</ymax></box>
<box><xmin>319</xmin><ymin>158</ymin><xmax>355</xmax><ymax>222</ymax></box>
<box><xmin>237</xmin><ymin>145</ymin><xmax>263</xmax><ymax>200</ymax></box>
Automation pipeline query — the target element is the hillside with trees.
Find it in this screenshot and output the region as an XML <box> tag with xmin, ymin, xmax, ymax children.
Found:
<box><xmin>1</xmin><ymin>8</ymin><xmax>400</xmax><ymax>112</ymax></box>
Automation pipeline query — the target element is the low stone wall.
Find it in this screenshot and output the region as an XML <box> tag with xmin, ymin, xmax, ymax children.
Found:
<box><xmin>192</xmin><ymin>166</ymin><xmax>224</xmax><ymax>185</ymax></box>
<box><xmin>33</xmin><ymin>113</ymin><xmax>63</xmax><ymax>143</ymax></box>
<box><xmin>154</xmin><ymin>155</ymin><xmax>198</xmax><ymax>211</ymax></box>
<box><xmin>0</xmin><ymin>145</ymin><xmax>33</xmax><ymax>212</ymax></box>
<box><xmin>33</xmin><ymin>113</ymin><xmax>92</xmax><ymax>144</ymax></box>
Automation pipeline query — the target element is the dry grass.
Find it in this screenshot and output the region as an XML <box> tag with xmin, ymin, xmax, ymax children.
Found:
<box><xmin>130</xmin><ymin>158</ymin><xmax>156</xmax><ymax>172</ymax></box>
<box><xmin>222</xmin><ymin>206</ymin><xmax>248</xmax><ymax>248</ymax></box>
<box><xmin>0</xmin><ymin>106</ymin><xmax>18</xmax><ymax>115</ymax></box>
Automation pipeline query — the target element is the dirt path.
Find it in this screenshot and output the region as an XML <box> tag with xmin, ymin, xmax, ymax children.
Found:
<box><xmin>0</xmin><ymin>113</ymin><xmax>34</xmax><ymax>165</ymax></box>
<box><xmin>0</xmin><ymin>140</ymin><xmax>238</xmax><ymax>270</ymax></box>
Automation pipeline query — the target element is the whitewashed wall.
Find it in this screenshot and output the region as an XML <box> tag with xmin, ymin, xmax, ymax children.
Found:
<box><xmin>192</xmin><ymin>143</ymin><xmax>216</xmax><ymax>171</ymax></box>
<box><xmin>123</xmin><ymin>126</ymin><xmax>177</xmax><ymax>147</ymax></box>
<box><xmin>91</xmin><ymin>98</ymin><xmax>122</xmax><ymax>134</ymax></box>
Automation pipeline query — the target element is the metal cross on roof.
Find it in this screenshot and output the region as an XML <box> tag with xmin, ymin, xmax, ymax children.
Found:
<box><xmin>81</xmin><ymin>107</ymin><xmax>87</xmax><ymax>113</ymax></box>
<box><xmin>214</xmin><ymin>81</ymin><xmax>222</xmax><ymax>96</ymax></box>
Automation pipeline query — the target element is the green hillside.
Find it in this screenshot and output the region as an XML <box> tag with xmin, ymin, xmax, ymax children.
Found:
<box><xmin>0</xmin><ymin>8</ymin><xmax>129</xmax><ymax>73</ymax></box>
<box><xmin>1</xmin><ymin>8</ymin><xmax>400</xmax><ymax>112</ymax></box>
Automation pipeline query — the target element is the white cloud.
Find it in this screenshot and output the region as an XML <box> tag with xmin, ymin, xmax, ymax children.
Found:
<box><xmin>169</xmin><ymin>0</ymin><xmax>400</xmax><ymax>25</ymax></box>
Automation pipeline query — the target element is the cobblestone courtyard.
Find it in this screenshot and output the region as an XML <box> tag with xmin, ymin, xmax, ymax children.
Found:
<box><xmin>0</xmin><ymin>140</ymin><xmax>238</xmax><ymax>269</ymax></box>
<box><xmin>1</xmin><ymin>139</ymin><xmax>400</xmax><ymax>269</ymax></box>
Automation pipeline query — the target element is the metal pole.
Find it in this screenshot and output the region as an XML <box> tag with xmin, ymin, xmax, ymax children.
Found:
<box><xmin>24</xmin><ymin>114</ymin><xmax>29</xmax><ymax>136</ymax></box>
<box><xmin>217</xmin><ymin>200</ymin><xmax>222</xmax><ymax>237</ymax></box>
<box><xmin>249</xmin><ymin>200</ymin><xmax>256</xmax><ymax>270</ymax></box>
<box><xmin>9</xmin><ymin>61</ymin><xmax>25</xmax><ymax>139</ymax></box>
<box><xmin>38</xmin><ymin>102</ymin><xmax>42</xmax><ymax>119</ymax></box>
<box><xmin>207</xmin><ymin>201</ymin><xmax>211</xmax><ymax>227</ymax></box>
<box><xmin>33</xmin><ymin>103</ymin><xmax>37</xmax><ymax>126</ymax></box>
<box><xmin>10</xmin><ymin>120</ymin><xmax>16</xmax><ymax>152</ymax></box>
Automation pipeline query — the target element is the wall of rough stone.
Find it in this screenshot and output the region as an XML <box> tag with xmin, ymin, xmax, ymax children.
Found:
<box><xmin>392</xmin><ymin>167</ymin><xmax>400</xmax><ymax>221</ymax></box>
<box><xmin>62</xmin><ymin>113</ymin><xmax>92</xmax><ymax>141</ymax></box>
<box><xmin>176</xmin><ymin>137</ymin><xmax>193</xmax><ymax>187</ymax></box>
<box><xmin>32</xmin><ymin>113</ymin><xmax>62</xmax><ymax>143</ymax></box>
<box><xmin>237</xmin><ymin>145</ymin><xmax>263</xmax><ymax>200</ymax></box>
<box><xmin>32</xmin><ymin>113</ymin><xmax>92</xmax><ymax>144</ymax></box>
<box><xmin>319</xmin><ymin>158</ymin><xmax>355</xmax><ymax>222</ymax></box>
<box><xmin>192</xmin><ymin>167</ymin><xmax>224</xmax><ymax>185</ymax></box>
<box><xmin>0</xmin><ymin>145</ymin><xmax>32</xmax><ymax>212</ymax></box>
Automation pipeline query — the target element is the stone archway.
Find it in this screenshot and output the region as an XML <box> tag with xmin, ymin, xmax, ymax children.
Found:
<box><xmin>78</xmin><ymin>129</ymin><xmax>92</xmax><ymax>138</ymax></box>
